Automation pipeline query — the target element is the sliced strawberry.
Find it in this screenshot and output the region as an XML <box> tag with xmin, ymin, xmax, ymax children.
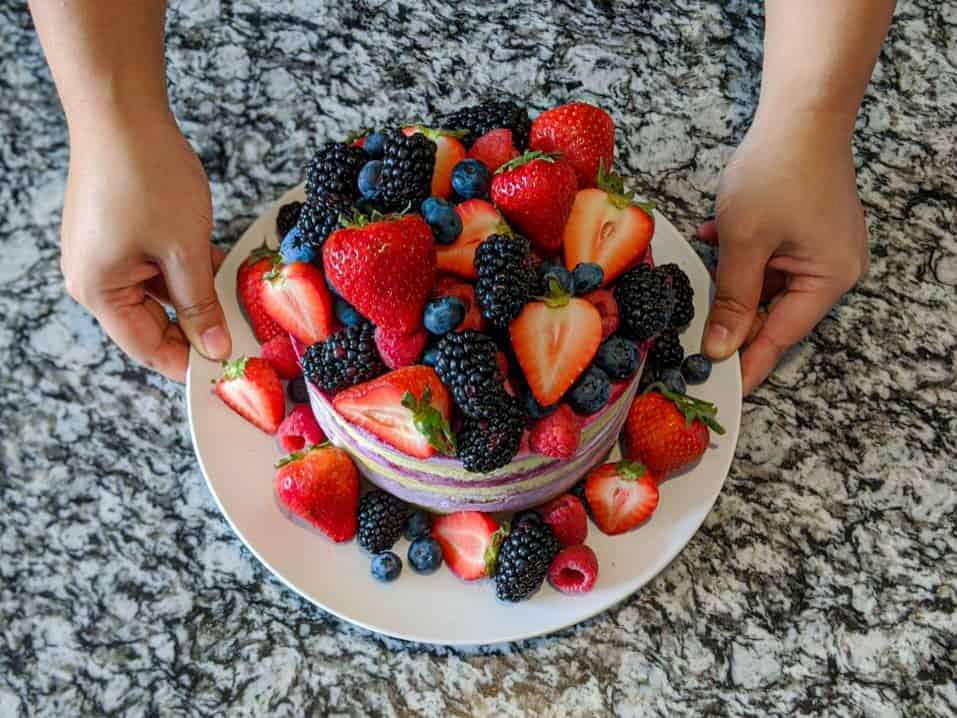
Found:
<box><xmin>585</xmin><ymin>461</ymin><xmax>660</xmax><ymax>535</ymax></box>
<box><xmin>468</xmin><ymin>128</ymin><xmax>519</xmax><ymax>173</ymax></box>
<box><xmin>431</xmin><ymin>511</ymin><xmax>502</xmax><ymax>581</ymax></box>
<box><xmin>215</xmin><ymin>357</ymin><xmax>285</xmax><ymax>434</ymax></box>
<box><xmin>260</xmin><ymin>261</ymin><xmax>334</xmax><ymax>346</ymax></box>
<box><xmin>261</xmin><ymin>334</ymin><xmax>301</xmax><ymax>380</ymax></box>
<box><xmin>436</xmin><ymin>199</ymin><xmax>508</xmax><ymax>279</ymax></box>
<box><xmin>333</xmin><ymin>366</ymin><xmax>455</xmax><ymax>459</ymax></box>
<box><xmin>237</xmin><ymin>243</ymin><xmax>284</xmax><ymax>344</ymax></box>
<box><xmin>404</xmin><ymin>126</ymin><xmax>467</xmax><ymax>199</ymax></box>
<box><xmin>510</xmin><ymin>295</ymin><xmax>602</xmax><ymax>406</ymax></box>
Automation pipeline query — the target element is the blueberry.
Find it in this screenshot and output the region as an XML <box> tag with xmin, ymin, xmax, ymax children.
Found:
<box><xmin>288</xmin><ymin>376</ymin><xmax>309</xmax><ymax>404</ymax></box>
<box><xmin>567</xmin><ymin>366</ymin><xmax>611</xmax><ymax>415</ymax></box>
<box><xmin>681</xmin><ymin>353</ymin><xmax>712</xmax><ymax>385</ymax></box>
<box><xmin>524</xmin><ymin>388</ymin><xmax>558</xmax><ymax>419</ymax></box>
<box><xmin>325</xmin><ymin>273</ymin><xmax>340</xmax><ymax>298</ymax></box>
<box><xmin>660</xmin><ymin>367</ymin><xmax>686</xmax><ymax>394</ymax></box>
<box><xmin>420</xmin><ymin>198</ymin><xmax>462</xmax><ymax>245</ymax></box>
<box><xmin>572</xmin><ymin>263</ymin><xmax>604</xmax><ymax>295</ymax></box>
<box><xmin>451</xmin><ymin>159</ymin><xmax>491</xmax><ymax>199</ymax></box>
<box><xmin>358</xmin><ymin>160</ymin><xmax>384</xmax><ymax>200</ymax></box>
<box><xmin>542</xmin><ymin>264</ymin><xmax>575</xmax><ymax>296</ymax></box>
<box><xmin>513</xmin><ymin>509</ymin><xmax>543</xmax><ymax>529</ymax></box>
<box><xmin>370</xmin><ymin>551</ymin><xmax>402</xmax><ymax>582</ymax></box>
<box><xmin>407</xmin><ymin>537</ymin><xmax>443</xmax><ymax>575</ymax></box>
<box><xmin>334</xmin><ymin>297</ymin><xmax>363</xmax><ymax>327</ymax></box>
<box><xmin>279</xmin><ymin>227</ymin><xmax>316</xmax><ymax>264</ymax></box>
<box><xmin>422</xmin><ymin>343</ymin><xmax>440</xmax><ymax>367</ymax></box>
<box><xmin>423</xmin><ymin>296</ymin><xmax>466</xmax><ymax>335</ymax></box>
<box><xmin>364</xmin><ymin>132</ymin><xmax>386</xmax><ymax>158</ymax></box>
<box><xmin>403</xmin><ymin>509</ymin><xmax>432</xmax><ymax>541</ymax></box>
<box><xmin>595</xmin><ymin>337</ymin><xmax>640</xmax><ymax>380</ymax></box>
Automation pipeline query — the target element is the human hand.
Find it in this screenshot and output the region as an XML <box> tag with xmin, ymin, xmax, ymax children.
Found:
<box><xmin>699</xmin><ymin>113</ymin><xmax>870</xmax><ymax>394</ymax></box>
<box><xmin>61</xmin><ymin>112</ymin><xmax>230</xmax><ymax>382</ymax></box>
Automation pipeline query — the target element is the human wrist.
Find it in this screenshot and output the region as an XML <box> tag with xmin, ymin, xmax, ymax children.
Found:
<box><xmin>749</xmin><ymin>101</ymin><xmax>856</xmax><ymax>151</ymax></box>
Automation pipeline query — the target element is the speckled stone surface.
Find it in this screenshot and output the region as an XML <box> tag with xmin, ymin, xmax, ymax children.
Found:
<box><xmin>2</xmin><ymin>1</ymin><xmax>955</xmax><ymax>716</ymax></box>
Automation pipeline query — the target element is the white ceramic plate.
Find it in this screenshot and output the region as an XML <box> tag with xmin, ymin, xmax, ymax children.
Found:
<box><xmin>187</xmin><ymin>186</ymin><xmax>741</xmax><ymax>645</ymax></box>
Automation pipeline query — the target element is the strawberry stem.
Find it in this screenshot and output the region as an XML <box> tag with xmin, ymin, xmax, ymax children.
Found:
<box><xmin>496</xmin><ymin>149</ymin><xmax>561</xmax><ymax>175</ymax></box>
<box><xmin>221</xmin><ymin>356</ymin><xmax>249</xmax><ymax>381</ymax></box>
<box><xmin>645</xmin><ymin>382</ymin><xmax>726</xmax><ymax>435</ymax></box>
<box><xmin>403</xmin><ymin>124</ymin><xmax>467</xmax><ymax>141</ymax></box>
<box><xmin>339</xmin><ymin>204</ymin><xmax>409</xmax><ymax>229</ymax></box>
<box><xmin>275</xmin><ymin>441</ymin><xmax>332</xmax><ymax>468</ymax></box>
<box><xmin>540</xmin><ymin>276</ymin><xmax>572</xmax><ymax>308</ymax></box>
<box><xmin>484</xmin><ymin>523</ymin><xmax>509</xmax><ymax>577</ymax></box>
<box><xmin>615</xmin><ymin>460</ymin><xmax>648</xmax><ymax>480</ymax></box>
<box><xmin>401</xmin><ymin>386</ymin><xmax>458</xmax><ymax>456</ymax></box>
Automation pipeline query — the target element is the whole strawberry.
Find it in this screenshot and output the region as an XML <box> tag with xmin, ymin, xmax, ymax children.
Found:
<box><xmin>237</xmin><ymin>242</ymin><xmax>283</xmax><ymax>343</ymax></box>
<box><xmin>274</xmin><ymin>444</ymin><xmax>359</xmax><ymax>542</ymax></box>
<box><xmin>490</xmin><ymin>151</ymin><xmax>578</xmax><ymax>255</ymax></box>
<box><xmin>530</xmin><ymin>102</ymin><xmax>615</xmax><ymax>188</ymax></box>
<box><xmin>623</xmin><ymin>385</ymin><xmax>725</xmax><ymax>477</ymax></box>
<box><xmin>323</xmin><ymin>212</ymin><xmax>436</xmax><ymax>334</ymax></box>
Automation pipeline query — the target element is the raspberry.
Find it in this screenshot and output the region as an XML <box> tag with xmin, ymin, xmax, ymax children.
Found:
<box><xmin>467</xmin><ymin>129</ymin><xmax>520</xmax><ymax>173</ymax></box>
<box><xmin>277</xmin><ymin>404</ymin><xmax>326</xmax><ymax>453</ymax></box>
<box><xmin>261</xmin><ymin>334</ymin><xmax>301</xmax><ymax>380</ymax></box>
<box><xmin>583</xmin><ymin>289</ymin><xmax>619</xmax><ymax>340</ymax></box>
<box><xmin>528</xmin><ymin>405</ymin><xmax>581</xmax><ymax>460</ymax></box>
<box><xmin>374</xmin><ymin>326</ymin><xmax>427</xmax><ymax>370</ymax></box>
<box><xmin>548</xmin><ymin>544</ymin><xmax>599</xmax><ymax>594</ymax></box>
<box><xmin>539</xmin><ymin>493</ymin><xmax>588</xmax><ymax>547</ymax></box>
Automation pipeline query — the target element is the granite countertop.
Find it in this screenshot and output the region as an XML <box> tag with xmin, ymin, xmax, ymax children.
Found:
<box><xmin>2</xmin><ymin>1</ymin><xmax>955</xmax><ymax>715</ymax></box>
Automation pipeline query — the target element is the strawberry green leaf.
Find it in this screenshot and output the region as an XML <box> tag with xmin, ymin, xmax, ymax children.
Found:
<box><xmin>648</xmin><ymin>382</ymin><xmax>726</xmax><ymax>435</ymax></box>
<box><xmin>403</xmin><ymin>124</ymin><xmax>468</xmax><ymax>141</ymax></box>
<box><xmin>497</xmin><ymin>149</ymin><xmax>562</xmax><ymax>175</ymax></box>
<box><xmin>275</xmin><ymin>441</ymin><xmax>331</xmax><ymax>468</ymax></box>
<box><xmin>221</xmin><ymin>356</ymin><xmax>249</xmax><ymax>381</ymax></box>
<box><xmin>614</xmin><ymin>460</ymin><xmax>648</xmax><ymax>480</ymax></box>
<box><xmin>596</xmin><ymin>159</ymin><xmax>657</xmax><ymax>215</ymax></box>
<box><xmin>484</xmin><ymin>523</ymin><xmax>508</xmax><ymax>577</ymax></box>
<box><xmin>401</xmin><ymin>387</ymin><xmax>458</xmax><ymax>456</ymax></box>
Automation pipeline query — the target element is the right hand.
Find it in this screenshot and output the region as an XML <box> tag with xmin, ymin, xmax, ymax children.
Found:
<box><xmin>61</xmin><ymin>113</ymin><xmax>230</xmax><ymax>382</ymax></box>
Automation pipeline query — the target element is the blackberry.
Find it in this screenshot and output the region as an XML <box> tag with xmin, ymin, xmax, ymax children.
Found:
<box><xmin>656</xmin><ymin>263</ymin><xmax>695</xmax><ymax>329</ymax></box>
<box><xmin>614</xmin><ymin>263</ymin><xmax>676</xmax><ymax>341</ymax></box>
<box><xmin>493</xmin><ymin>520</ymin><xmax>560</xmax><ymax>602</ymax></box>
<box><xmin>434</xmin><ymin>331</ymin><xmax>507</xmax><ymax>418</ymax></box>
<box><xmin>305</xmin><ymin>142</ymin><xmax>368</xmax><ymax>200</ymax></box>
<box><xmin>379</xmin><ymin>131</ymin><xmax>436</xmax><ymax>210</ymax></box>
<box><xmin>474</xmin><ymin>235</ymin><xmax>535</xmax><ymax>327</ymax></box>
<box><xmin>357</xmin><ymin>490</ymin><xmax>408</xmax><ymax>553</ymax></box>
<box><xmin>438</xmin><ymin>100</ymin><xmax>532</xmax><ymax>150</ymax></box>
<box><xmin>647</xmin><ymin>329</ymin><xmax>684</xmax><ymax>371</ymax></box>
<box><xmin>457</xmin><ymin>395</ymin><xmax>526</xmax><ymax>473</ymax></box>
<box><xmin>276</xmin><ymin>201</ymin><xmax>303</xmax><ymax>238</ymax></box>
<box><xmin>301</xmin><ymin>321</ymin><xmax>385</xmax><ymax>394</ymax></box>
<box><xmin>296</xmin><ymin>193</ymin><xmax>354</xmax><ymax>253</ymax></box>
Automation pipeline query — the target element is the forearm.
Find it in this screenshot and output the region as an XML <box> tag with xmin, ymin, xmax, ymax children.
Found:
<box><xmin>29</xmin><ymin>1</ymin><xmax>171</xmax><ymax>139</ymax></box>
<box><xmin>756</xmin><ymin>0</ymin><xmax>896</xmax><ymax>137</ymax></box>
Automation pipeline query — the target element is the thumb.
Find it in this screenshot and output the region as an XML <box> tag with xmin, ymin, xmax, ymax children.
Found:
<box><xmin>702</xmin><ymin>237</ymin><xmax>770</xmax><ymax>360</ymax></box>
<box><xmin>162</xmin><ymin>244</ymin><xmax>232</xmax><ymax>361</ymax></box>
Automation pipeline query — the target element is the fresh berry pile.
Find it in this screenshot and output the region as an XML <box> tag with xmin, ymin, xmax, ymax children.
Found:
<box><xmin>214</xmin><ymin>99</ymin><xmax>725</xmax><ymax>603</ymax></box>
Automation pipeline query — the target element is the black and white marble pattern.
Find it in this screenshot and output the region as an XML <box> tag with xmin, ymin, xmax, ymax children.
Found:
<box><xmin>2</xmin><ymin>1</ymin><xmax>955</xmax><ymax>715</ymax></box>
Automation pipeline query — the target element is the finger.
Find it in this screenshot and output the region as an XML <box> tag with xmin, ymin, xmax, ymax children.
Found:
<box><xmin>743</xmin><ymin>309</ymin><xmax>768</xmax><ymax>347</ymax></box>
<box><xmin>696</xmin><ymin>219</ymin><xmax>718</xmax><ymax>244</ymax></box>
<box><xmin>761</xmin><ymin>268</ymin><xmax>788</xmax><ymax>305</ymax></box>
<box><xmin>211</xmin><ymin>245</ymin><xmax>226</xmax><ymax>275</ymax></box>
<box><xmin>740</xmin><ymin>286</ymin><xmax>841</xmax><ymax>394</ymax></box>
<box><xmin>144</xmin><ymin>274</ymin><xmax>172</xmax><ymax>305</ymax></box>
<box><xmin>162</xmin><ymin>244</ymin><xmax>232</xmax><ymax>361</ymax></box>
<box><xmin>702</xmin><ymin>239</ymin><xmax>771</xmax><ymax>360</ymax></box>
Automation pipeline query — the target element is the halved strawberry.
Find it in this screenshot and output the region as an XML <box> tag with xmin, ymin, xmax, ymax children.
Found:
<box><xmin>563</xmin><ymin>164</ymin><xmax>655</xmax><ymax>285</ymax></box>
<box><xmin>585</xmin><ymin>460</ymin><xmax>660</xmax><ymax>535</ymax></box>
<box><xmin>333</xmin><ymin>366</ymin><xmax>455</xmax><ymax>459</ymax></box>
<box><xmin>468</xmin><ymin>128</ymin><xmax>519</xmax><ymax>173</ymax></box>
<box><xmin>261</xmin><ymin>261</ymin><xmax>334</xmax><ymax>345</ymax></box>
<box><xmin>436</xmin><ymin>199</ymin><xmax>509</xmax><ymax>279</ymax></box>
<box><xmin>215</xmin><ymin>356</ymin><xmax>285</xmax><ymax>434</ymax></box>
<box><xmin>403</xmin><ymin>126</ymin><xmax>467</xmax><ymax>199</ymax></box>
<box><xmin>237</xmin><ymin>242</ymin><xmax>283</xmax><ymax>343</ymax></box>
<box><xmin>509</xmin><ymin>289</ymin><xmax>602</xmax><ymax>406</ymax></box>
<box><xmin>431</xmin><ymin>511</ymin><xmax>503</xmax><ymax>581</ymax></box>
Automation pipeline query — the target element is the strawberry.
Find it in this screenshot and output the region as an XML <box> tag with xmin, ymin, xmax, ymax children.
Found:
<box><xmin>431</xmin><ymin>511</ymin><xmax>503</xmax><ymax>581</ymax></box>
<box><xmin>529</xmin><ymin>102</ymin><xmax>615</xmax><ymax>188</ymax></box>
<box><xmin>509</xmin><ymin>284</ymin><xmax>602</xmax><ymax>406</ymax></box>
<box><xmin>539</xmin><ymin>493</ymin><xmax>588</xmax><ymax>547</ymax></box>
<box><xmin>374</xmin><ymin>325</ymin><xmax>428</xmax><ymax>369</ymax></box>
<box><xmin>277</xmin><ymin>404</ymin><xmax>326</xmax><ymax>453</ymax></box>
<box><xmin>214</xmin><ymin>356</ymin><xmax>285</xmax><ymax>434</ymax></box>
<box><xmin>468</xmin><ymin>128</ymin><xmax>519</xmax><ymax>173</ymax></box>
<box><xmin>585</xmin><ymin>460</ymin><xmax>660</xmax><ymax>535</ymax></box>
<box><xmin>548</xmin><ymin>544</ymin><xmax>598</xmax><ymax>593</ymax></box>
<box><xmin>623</xmin><ymin>386</ymin><xmax>725</xmax><ymax>476</ymax></box>
<box><xmin>435</xmin><ymin>199</ymin><xmax>508</xmax><ymax>279</ymax></box>
<box><xmin>563</xmin><ymin>164</ymin><xmax>655</xmax><ymax>285</ymax></box>
<box><xmin>403</xmin><ymin>126</ymin><xmax>467</xmax><ymax>199</ymax></box>
<box><xmin>528</xmin><ymin>405</ymin><xmax>581</xmax><ymax>459</ymax></box>
<box><xmin>274</xmin><ymin>444</ymin><xmax>359</xmax><ymax>542</ymax></box>
<box><xmin>260</xmin><ymin>261</ymin><xmax>334</xmax><ymax>346</ymax></box>
<box><xmin>261</xmin><ymin>333</ymin><xmax>301</xmax><ymax>380</ymax></box>
<box><xmin>490</xmin><ymin>151</ymin><xmax>578</xmax><ymax>255</ymax></box>
<box><xmin>323</xmin><ymin>212</ymin><xmax>436</xmax><ymax>334</ymax></box>
<box><xmin>333</xmin><ymin>366</ymin><xmax>456</xmax><ymax>459</ymax></box>
<box><xmin>583</xmin><ymin>289</ymin><xmax>620</xmax><ymax>340</ymax></box>
<box><xmin>236</xmin><ymin>242</ymin><xmax>283</xmax><ymax>343</ymax></box>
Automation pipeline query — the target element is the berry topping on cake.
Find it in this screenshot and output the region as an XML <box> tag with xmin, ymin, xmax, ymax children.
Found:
<box><xmin>357</xmin><ymin>490</ymin><xmax>409</xmax><ymax>553</ymax></box>
<box><xmin>456</xmin><ymin>394</ymin><xmax>526</xmax><ymax>473</ymax></box>
<box><xmin>305</xmin><ymin>141</ymin><xmax>368</xmax><ymax>200</ymax></box>
<box><xmin>468</xmin><ymin>128</ymin><xmax>520</xmax><ymax>173</ymax></box>
<box><xmin>528</xmin><ymin>405</ymin><xmax>581</xmax><ymax>460</ymax></box>
<box><xmin>491</xmin><ymin>151</ymin><xmax>578</xmax><ymax>255</ymax></box>
<box><xmin>583</xmin><ymin>289</ymin><xmax>620</xmax><ymax>340</ymax></box>
<box><xmin>333</xmin><ymin>296</ymin><xmax>363</xmax><ymax>328</ymax></box>
<box><xmin>402</xmin><ymin>126</ymin><xmax>467</xmax><ymax>199</ymax></box>
<box><xmin>374</xmin><ymin>325</ymin><xmax>428</xmax><ymax>369</ymax></box>
<box><xmin>494</xmin><ymin>520</ymin><xmax>561</xmax><ymax>602</ymax></box>
<box><xmin>434</xmin><ymin>330</ymin><xmax>508</xmax><ymax>418</ymax></box>
<box><xmin>302</xmin><ymin>321</ymin><xmax>386</xmax><ymax>394</ymax></box>
<box><xmin>287</xmin><ymin>375</ymin><xmax>309</xmax><ymax>404</ymax></box>
<box><xmin>261</xmin><ymin>333</ymin><xmax>301</xmax><ymax>380</ymax></box>
<box><xmin>548</xmin><ymin>545</ymin><xmax>599</xmax><ymax>594</ymax></box>
<box><xmin>296</xmin><ymin>193</ymin><xmax>356</xmax><ymax>253</ymax></box>
<box><xmin>435</xmin><ymin>199</ymin><xmax>509</xmax><ymax>279</ymax></box>
<box><xmin>421</xmin><ymin>197</ymin><xmax>463</xmax><ymax>245</ymax></box>
<box><xmin>423</xmin><ymin>295</ymin><xmax>467</xmax><ymax>335</ymax></box>
<box><xmin>647</xmin><ymin>328</ymin><xmax>684</xmax><ymax>372</ymax></box>
<box><xmin>530</xmin><ymin>102</ymin><xmax>615</xmax><ymax>188</ymax></box>
<box><xmin>276</xmin><ymin>201</ymin><xmax>303</xmax><ymax>238</ymax></box>
<box><xmin>681</xmin><ymin>353</ymin><xmax>712</xmax><ymax>385</ymax></box>
<box><xmin>656</xmin><ymin>263</ymin><xmax>695</xmax><ymax>329</ymax></box>
<box><xmin>403</xmin><ymin>509</ymin><xmax>432</xmax><ymax>541</ymax></box>
<box><xmin>333</xmin><ymin>366</ymin><xmax>456</xmax><ymax>459</ymax></box>
<box><xmin>431</xmin><ymin>511</ymin><xmax>504</xmax><ymax>581</ymax></box>
<box><xmin>594</xmin><ymin>336</ymin><xmax>640</xmax><ymax>380</ymax></box>
<box><xmin>237</xmin><ymin>243</ymin><xmax>284</xmax><ymax>344</ymax></box>
<box><xmin>438</xmin><ymin>99</ymin><xmax>532</xmax><ymax>150</ymax></box>
<box><xmin>614</xmin><ymin>263</ymin><xmax>676</xmax><ymax>341</ymax></box>
<box><xmin>585</xmin><ymin>460</ymin><xmax>660</xmax><ymax>535</ymax></box>
<box><xmin>215</xmin><ymin>357</ymin><xmax>285</xmax><ymax>434</ymax></box>
<box><xmin>277</xmin><ymin>404</ymin><xmax>326</xmax><ymax>453</ymax></box>
<box><xmin>378</xmin><ymin>130</ymin><xmax>437</xmax><ymax>210</ymax></box>
<box><xmin>451</xmin><ymin>158</ymin><xmax>492</xmax><ymax>200</ymax></box>
<box><xmin>539</xmin><ymin>493</ymin><xmax>588</xmax><ymax>547</ymax></box>
<box><xmin>261</xmin><ymin>261</ymin><xmax>334</xmax><ymax>345</ymax></box>
<box><xmin>274</xmin><ymin>445</ymin><xmax>359</xmax><ymax>542</ymax></box>
<box><xmin>571</xmin><ymin>262</ymin><xmax>604</xmax><ymax>295</ymax></box>
<box><xmin>474</xmin><ymin>235</ymin><xmax>536</xmax><ymax>327</ymax></box>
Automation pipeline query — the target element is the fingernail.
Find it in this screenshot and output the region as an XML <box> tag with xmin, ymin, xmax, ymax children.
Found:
<box><xmin>704</xmin><ymin>322</ymin><xmax>731</xmax><ymax>357</ymax></box>
<box><xmin>202</xmin><ymin>325</ymin><xmax>230</xmax><ymax>359</ymax></box>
